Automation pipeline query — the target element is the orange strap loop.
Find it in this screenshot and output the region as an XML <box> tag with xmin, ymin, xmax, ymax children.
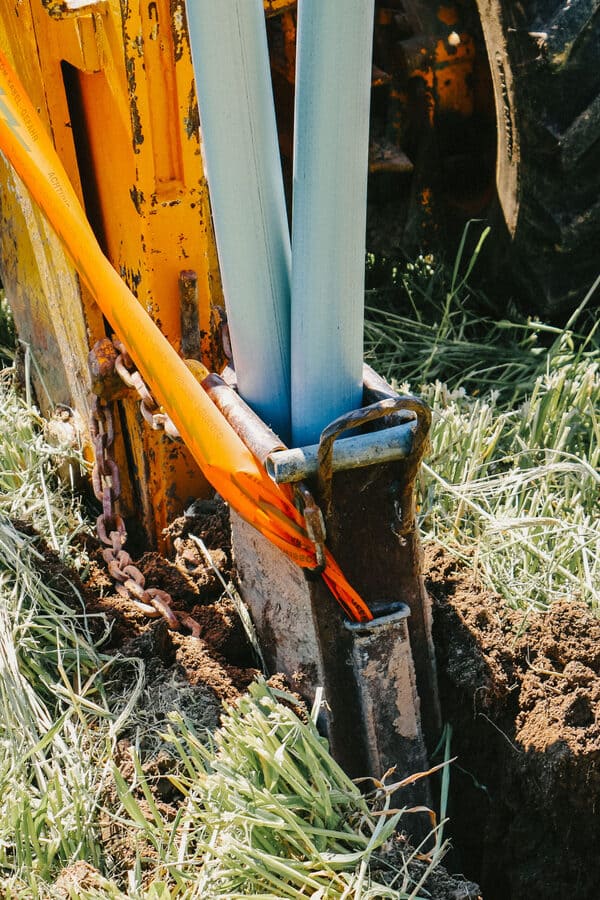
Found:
<box><xmin>0</xmin><ymin>50</ymin><xmax>372</xmax><ymax>623</ymax></box>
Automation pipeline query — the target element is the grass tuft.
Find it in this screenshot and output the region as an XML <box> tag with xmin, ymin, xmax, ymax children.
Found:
<box><xmin>0</xmin><ymin>365</ymin><xmax>133</xmax><ymax>897</ymax></box>
<box><xmin>366</xmin><ymin>228</ymin><xmax>600</xmax><ymax>613</ymax></box>
<box><xmin>109</xmin><ymin>681</ymin><xmax>445</xmax><ymax>899</ymax></box>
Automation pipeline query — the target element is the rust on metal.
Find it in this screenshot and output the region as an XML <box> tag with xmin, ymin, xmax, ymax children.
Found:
<box><xmin>179</xmin><ymin>269</ymin><xmax>201</xmax><ymax>360</ymax></box>
<box><xmin>343</xmin><ymin>600</ymin><xmax>431</xmax><ymax>834</ymax></box>
<box><xmin>231</xmin><ymin>366</ymin><xmax>440</xmax><ymax>781</ymax></box>
<box><xmin>294</xmin><ymin>482</ymin><xmax>326</xmax><ymax>573</ymax></box>
<box><xmin>88</xmin><ymin>338</ymin><xmax>130</xmax><ymax>399</ymax></box>
<box><xmin>129</xmin><ymin>185</ymin><xmax>145</xmax><ymax>214</ymax></box>
<box><xmin>202</xmin><ymin>373</ymin><xmax>286</xmax><ymax>464</ymax></box>
<box><xmin>170</xmin><ymin>0</ymin><xmax>187</xmax><ymax>62</ymax></box>
<box><xmin>316</xmin><ymin>394</ymin><xmax>431</xmax><ymax>523</ymax></box>
<box><xmin>0</xmin><ymin>0</ymin><xmax>225</xmax><ymax>546</ymax></box>
<box><xmin>125</xmin><ymin>56</ymin><xmax>144</xmax><ymax>151</ymax></box>
<box><xmin>90</xmin><ymin>391</ymin><xmax>199</xmax><ymax>635</ymax></box>
<box><xmin>113</xmin><ymin>339</ymin><xmax>181</xmax><ymax>439</ymax></box>
<box><xmin>145</xmin><ymin>588</ymin><xmax>180</xmax><ymax>629</ymax></box>
<box><xmin>185</xmin><ymin>81</ymin><xmax>200</xmax><ymax>141</ymax></box>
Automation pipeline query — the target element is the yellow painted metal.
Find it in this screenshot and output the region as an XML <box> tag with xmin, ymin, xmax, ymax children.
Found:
<box><xmin>0</xmin><ymin>0</ymin><xmax>115</xmax><ymax>485</ymax></box>
<box><xmin>0</xmin><ymin>47</ymin><xmax>373</xmax><ymax>620</ymax></box>
<box><xmin>0</xmin><ymin>0</ymin><xmax>225</xmax><ymax>547</ymax></box>
<box><xmin>263</xmin><ymin>0</ymin><xmax>297</xmax><ymax>17</ymax></box>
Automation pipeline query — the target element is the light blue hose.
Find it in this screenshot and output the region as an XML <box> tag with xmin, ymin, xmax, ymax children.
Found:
<box><xmin>291</xmin><ymin>0</ymin><xmax>375</xmax><ymax>446</ymax></box>
<box><xmin>186</xmin><ymin>0</ymin><xmax>291</xmax><ymax>440</ymax></box>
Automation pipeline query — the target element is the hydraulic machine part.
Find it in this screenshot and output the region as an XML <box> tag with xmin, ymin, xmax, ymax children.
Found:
<box><xmin>0</xmin><ymin>1</ymin><xmax>440</xmax><ymax>818</ymax></box>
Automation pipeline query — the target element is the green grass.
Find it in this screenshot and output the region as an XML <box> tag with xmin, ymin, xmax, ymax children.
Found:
<box><xmin>365</xmin><ymin>227</ymin><xmax>600</xmax><ymax>613</ymax></box>
<box><xmin>0</xmin><ymin>359</ymin><xmax>144</xmax><ymax>898</ymax></box>
<box><xmin>0</xmin><ymin>366</ymin><xmax>89</xmax><ymax>561</ymax></box>
<box><xmin>0</xmin><ymin>518</ymin><xmax>112</xmax><ymax>887</ymax></box>
<box><xmin>106</xmin><ymin>682</ymin><xmax>446</xmax><ymax>899</ymax></box>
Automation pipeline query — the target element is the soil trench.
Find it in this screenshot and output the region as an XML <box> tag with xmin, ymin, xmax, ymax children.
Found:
<box><xmin>426</xmin><ymin>545</ymin><xmax>600</xmax><ymax>900</ymax></box>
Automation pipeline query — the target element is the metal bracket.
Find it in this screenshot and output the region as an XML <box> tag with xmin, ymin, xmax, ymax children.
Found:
<box><xmin>317</xmin><ymin>394</ymin><xmax>431</xmax><ymax>521</ymax></box>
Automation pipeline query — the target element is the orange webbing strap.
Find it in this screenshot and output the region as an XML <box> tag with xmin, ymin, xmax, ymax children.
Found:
<box><xmin>0</xmin><ymin>50</ymin><xmax>372</xmax><ymax>623</ymax></box>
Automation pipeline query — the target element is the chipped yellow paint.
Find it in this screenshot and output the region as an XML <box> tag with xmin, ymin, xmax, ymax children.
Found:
<box><xmin>434</xmin><ymin>33</ymin><xmax>475</xmax><ymax>118</ymax></box>
<box><xmin>0</xmin><ymin>0</ymin><xmax>225</xmax><ymax>547</ymax></box>
<box><xmin>263</xmin><ymin>0</ymin><xmax>297</xmax><ymax>18</ymax></box>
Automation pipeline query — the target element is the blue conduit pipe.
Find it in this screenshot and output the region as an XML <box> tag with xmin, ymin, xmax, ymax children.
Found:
<box><xmin>186</xmin><ymin>0</ymin><xmax>291</xmax><ymax>439</ymax></box>
<box><xmin>291</xmin><ymin>0</ymin><xmax>375</xmax><ymax>447</ymax></box>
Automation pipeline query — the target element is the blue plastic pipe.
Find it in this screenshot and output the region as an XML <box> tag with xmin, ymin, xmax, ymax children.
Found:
<box><xmin>186</xmin><ymin>0</ymin><xmax>291</xmax><ymax>439</ymax></box>
<box><xmin>291</xmin><ymin>0</ymin><xmax>375</xmax><ymax>447</ymax></box>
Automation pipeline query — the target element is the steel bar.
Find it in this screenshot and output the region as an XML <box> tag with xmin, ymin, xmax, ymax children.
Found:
<box><xmin>345</xmin><ymin>603</ymin><xmax>430</xmax><ymax>809</ymax></box>
<box><xmin>291</xmin><ymin>0</ymin><xmax>375</xmax><ymax>446</ymax></box>
<box><xmin>266</xmin><ymin>421</ymin><xmax>415</xmax><ymax>483</ymax></box>
<box><xmin>178</xmin><ymin>270</ymin><xmax>201</xmax><ymax>361</ymax></box>
<box><xmin>186</xmin><ymin>0</ymin><xmax>291</xmax><ymax>439</ymax></box>
<box><xmin>203</xmin><ymin>373</ymin><xmax>286</xmax><ymax>464</ymax></box>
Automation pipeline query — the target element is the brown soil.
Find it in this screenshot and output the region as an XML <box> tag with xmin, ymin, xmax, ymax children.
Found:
<box><xmin>426</xmin><ymin>544</ymin><xmax>600</xmax><ymax>900</ymax></box>
<box><xmin>85</xmin><ymin>496</ymin><xmax>258</xmax><ymax>682</ymax></box>
<box><xmin>48</xmin><ymin>498</ymin><xmax>263</xmax><ymax>888</ymax></box>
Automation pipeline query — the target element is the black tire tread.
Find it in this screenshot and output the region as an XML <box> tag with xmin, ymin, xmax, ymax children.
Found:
<box><xmin>484</xmin><ymin>0</ymin><xmax>600</xmax><ymax>317</ymax></box>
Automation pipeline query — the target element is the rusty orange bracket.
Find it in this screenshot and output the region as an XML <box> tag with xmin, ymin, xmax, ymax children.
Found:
<box><xmin>0</xmin><ymin>49</ymin><xmax>372</xmax><ymax>623</ymax></box>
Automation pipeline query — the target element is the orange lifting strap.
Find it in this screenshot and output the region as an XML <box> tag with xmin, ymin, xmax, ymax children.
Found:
<box><xmin>0</xmin><ymin>50</ymin><xmax>372</xmax><ymax>624</ymax></box>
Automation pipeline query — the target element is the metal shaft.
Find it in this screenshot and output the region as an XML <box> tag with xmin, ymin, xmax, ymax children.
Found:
<box><xmin>291</xmin><ymin>0</ymin><xmax>375</xmax><ymax>446</ymax></box>
<box><xmin>203</xmin><ymin>373</ymin><xmax>286</xmax><ymax>464</ymax></box>
<box><xmin>266</xmin><ymin>421</ymin><xmax>416</xmax><ymax>483</ymax></box>
<box><xmin>186</xmin><ymin>0</ymin><xmax>292</xmax><ymax>440</ymax></box>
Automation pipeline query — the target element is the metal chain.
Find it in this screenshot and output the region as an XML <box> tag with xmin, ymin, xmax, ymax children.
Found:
<box><xmin>294</xmin><ymin>483</ymin><xmax>327</xmax><ymax>574</ymax></box>
<box><xmin>102</xmin><ymin>338</ymin><xmax>328</xmax><ymax>614</ymax></box>
<box><xmin>89</xmin><ymin>392</ymin><xmax>200</xmax><ymax>637</ymax></box>
<box><xmin>112</xmin><ymin>339</ymin><xmax>181</xmax><ymax>440</ymax></box>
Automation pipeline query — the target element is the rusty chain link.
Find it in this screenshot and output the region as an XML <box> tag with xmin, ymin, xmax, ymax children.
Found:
<box><xmin>294</xmin><ymin>482</ymin><xmax>327</xmax><ymax>575</ymax></box>
<box><xmin>89</xmin><ymin>348</ymin><xmax>201</xmax><ymax>637</ymax></box>
<box><xmin>113</xmin><ymin>339</ymin><xmax>181</xmax><ymax>440</ymax></box>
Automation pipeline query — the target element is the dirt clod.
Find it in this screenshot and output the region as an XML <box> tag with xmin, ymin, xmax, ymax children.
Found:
<box><xmin>54</xmin><ymin>861</ymin><xmax>106</xmax><ymax>897</ymax></box>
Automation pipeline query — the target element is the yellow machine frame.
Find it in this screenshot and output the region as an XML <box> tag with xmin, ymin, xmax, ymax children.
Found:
<box><xmin>0</xmin><ymin>0</ymin><xmax>228</xmax><ymax>546</ymax></box>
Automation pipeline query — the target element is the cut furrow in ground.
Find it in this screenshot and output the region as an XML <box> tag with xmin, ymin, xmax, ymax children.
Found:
<box><xmin>427</xmin><ymin>544</ymin><xmax>600</xmax><ymax>900</ymax></box>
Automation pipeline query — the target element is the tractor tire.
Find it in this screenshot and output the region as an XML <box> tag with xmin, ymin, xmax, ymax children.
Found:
<box><xmin>478</xmin><ymin>0</ymin><xmax>600</xmax><ymax>319</ymax></box>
